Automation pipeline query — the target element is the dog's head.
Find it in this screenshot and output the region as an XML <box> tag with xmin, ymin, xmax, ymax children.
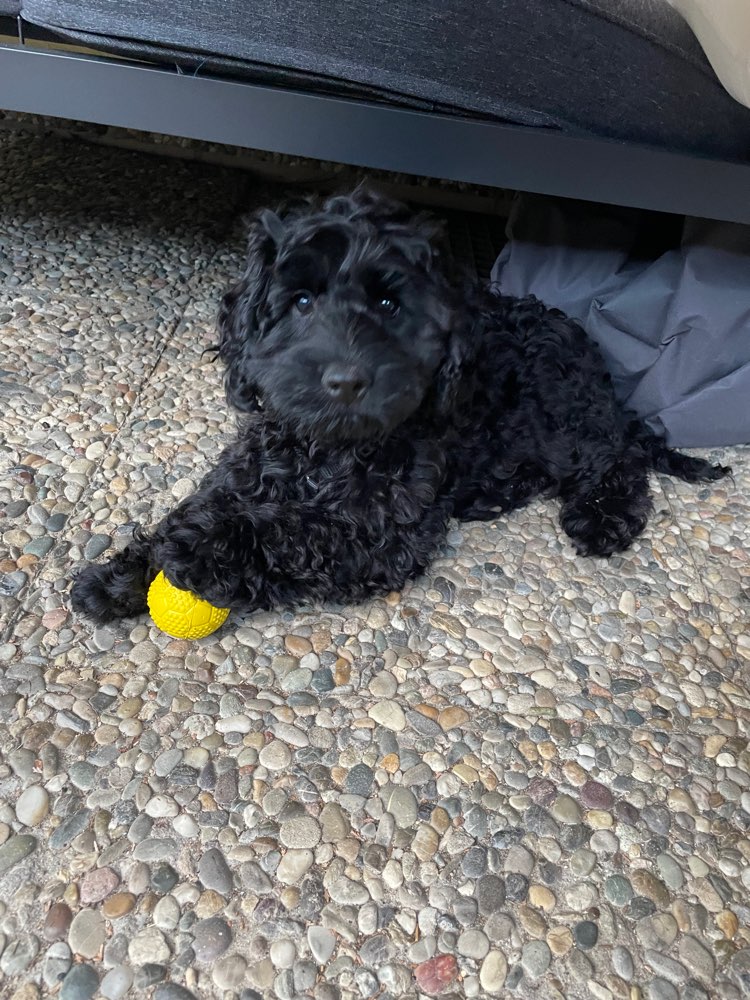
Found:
<box><xmin>217</xmin><ymin>188</ymin><xmax>475</xmax><ymax>441</ymax></box>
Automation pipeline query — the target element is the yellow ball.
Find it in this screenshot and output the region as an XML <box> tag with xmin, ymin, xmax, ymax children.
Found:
<box><xmin>147</xmin><ymin>571</ymin><xmax>229</xmax><ymax>640</ymax></box>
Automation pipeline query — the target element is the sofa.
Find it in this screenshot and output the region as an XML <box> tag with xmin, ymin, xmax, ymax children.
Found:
<box><xmin>1</xmin><ymin>0</ymin><xmax>750</xmax><ymax>223</ymax></box>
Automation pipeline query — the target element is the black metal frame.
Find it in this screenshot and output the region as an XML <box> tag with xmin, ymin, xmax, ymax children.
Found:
<box><xmin>2</xmin><ymin>42</ymin><xmax>750</xmax><ymax>223</ymax></box>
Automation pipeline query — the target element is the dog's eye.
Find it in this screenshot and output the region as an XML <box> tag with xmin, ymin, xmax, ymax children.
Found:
<box><xmin>293</xmin><ymin>291</ymin><xmax>315</xmax><ymax>314</ymax></box>
<box><xmin>377</xmin><ymin>295</ymin><xmax>399</xmax><ymax>316</ymax></box>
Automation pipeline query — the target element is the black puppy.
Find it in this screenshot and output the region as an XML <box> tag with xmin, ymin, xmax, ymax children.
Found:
<box><xmin>71</xmin><ymin>189</ymin><xmax>728</xmax><ymax>622</ymax></box>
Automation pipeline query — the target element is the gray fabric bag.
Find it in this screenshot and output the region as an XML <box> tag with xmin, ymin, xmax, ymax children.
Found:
<box><xmin>491</xmin><ymin>195</ymin><xmax>750</xmax><ymax>447</ymax></box>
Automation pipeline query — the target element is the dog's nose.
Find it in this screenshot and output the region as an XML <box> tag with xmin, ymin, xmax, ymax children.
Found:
<box><xmin>322</xmin><ymin>364</ymin><xmax>371</xmax><ymax>404</ymax></box>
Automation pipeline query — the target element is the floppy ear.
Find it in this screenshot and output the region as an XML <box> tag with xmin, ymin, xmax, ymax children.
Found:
<box><xmin>217</xmin><ymin>209</ymin><xmax>284</xmax><ymax>410</ymax></box>
<box><xmin>218</xmin><ymin>210</ymin><xmax>283</xmax><ymax>354</ymax></box>
<box><xmin>434</xmin><ymin>280</ymin><xmax>481</xmax><ymax>417</ymax></box>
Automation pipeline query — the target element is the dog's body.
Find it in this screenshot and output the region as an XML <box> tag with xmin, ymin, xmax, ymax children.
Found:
<box><xmin>71</xmin><ymin>190</ymin><xmax>728</xmax><ymax>623</ymax></box>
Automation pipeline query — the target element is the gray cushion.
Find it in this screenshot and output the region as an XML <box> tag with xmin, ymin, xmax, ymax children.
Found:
<box><xmin>0</xmin><ymin>2</ymin><xmax>21</xmax><ymax>16</ymax></box>
<box><xmin>20</xmin><ymin>0</ymin><xmax>750</xmax><ymax>160</ymax></box>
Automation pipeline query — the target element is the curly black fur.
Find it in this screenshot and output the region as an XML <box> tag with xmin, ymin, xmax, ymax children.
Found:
<box><xmin>71</xmin><ymin>188</ymin><xmax>729</xmax><ymax>623</ymax></box>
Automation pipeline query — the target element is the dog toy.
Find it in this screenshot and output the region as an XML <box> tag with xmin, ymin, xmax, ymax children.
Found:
<box><xmin>147</xmin><ymin>571</ymin><xmax>229</xmax><ymax>640</ymax></box>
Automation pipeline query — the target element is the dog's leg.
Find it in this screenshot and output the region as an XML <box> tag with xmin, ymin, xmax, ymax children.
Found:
<box><xmin>148</xmin><ymin>492</ymin><xmax>250</xmax><ymax>610</ymax></box>
<box><xmin>558</xmin><ymin>455</ymin><xmax>653</xmax><ymax>558</ymax></box>
<box><xmin>71</xmin><ymin>490</ymin><xmax>244</xmax><ymax>623</ymax></box>
<box><xmin>70</xmin><ymin>530</ymin><xmax>154</xmax><ymax>623</ymax></box>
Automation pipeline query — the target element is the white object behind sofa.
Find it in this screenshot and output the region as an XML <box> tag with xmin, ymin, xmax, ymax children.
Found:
<box><xmin>668</xmin><ymin>0</ymin><xmax>750</xmax><ymax>108</ymax></box>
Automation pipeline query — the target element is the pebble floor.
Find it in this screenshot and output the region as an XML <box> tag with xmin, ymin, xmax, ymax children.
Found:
<box><xmin>1</xmin><ymin>126</ymin><xmax>750</xmax><ymax>1000</ymax></box>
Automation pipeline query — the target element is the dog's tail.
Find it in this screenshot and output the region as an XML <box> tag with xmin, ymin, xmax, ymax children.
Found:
<box><xmin>632</xmin><ymin>422</ymin><xmax>731</xmax><ymax>483</ymax></box>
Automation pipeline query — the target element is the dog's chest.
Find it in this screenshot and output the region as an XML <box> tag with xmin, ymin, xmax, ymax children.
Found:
<box><xmin>248</xmin><ymin>437</ymin><xmax>447</xmax><ymax>519</ymax></box>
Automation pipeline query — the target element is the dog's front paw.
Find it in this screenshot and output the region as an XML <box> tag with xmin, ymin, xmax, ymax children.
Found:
<box><xmin>71</xmin><ymin>562</ymin><xmax>149</xmax><ymax>623</ymax></box>
<box><xmin>70</xmin><ymin>543</ymin><xmax>152</xmax><ymax>623</ymax></box>
<box><xmin>560</xmin><ymin>494</ymin><xmax>651</xmax><ymax>558</ymax></box>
